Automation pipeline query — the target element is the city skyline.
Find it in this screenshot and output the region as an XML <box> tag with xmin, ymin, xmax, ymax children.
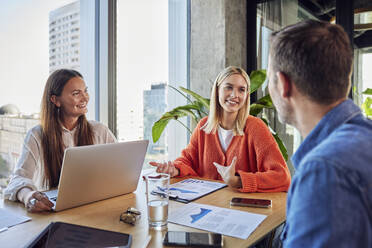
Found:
<box><xmin>1</xmin><ymin>0</ymin><xmax>371</xmax><ymax>119</ymax></box>
<box><xmin>0</xmin><ymin>0</ymin><xmax>168</xmax><ymax>117</ymax></box>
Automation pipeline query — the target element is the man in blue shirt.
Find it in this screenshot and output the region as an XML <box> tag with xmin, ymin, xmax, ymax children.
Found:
<box><xmin>267</xmin><ymin>20</ymin><xmax>372</xmax><ymax>247</ymax></box>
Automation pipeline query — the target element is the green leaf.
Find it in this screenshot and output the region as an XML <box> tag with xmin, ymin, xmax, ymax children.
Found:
<box><xmin>255</xmin><ymin>94</ymin><xmax>273</xmax><ymax>108</ymax></box>
<box><xmin>250</xmin><ymin>69</ymin><xmax>266</xmax><ymax>94</ymax></box>
<box><xmin>362</xmin><ymin>96</ymin><xmax>372</xmax><ymax>118</ymax></box>
<box><xmin>180</xmin><ymin>87</ymin><xmax>210</xmax><ymax>109</ymax></box>
<box><xmin>168</xmin><ymin>84</ymin><xmax>193</xmax><ymax>103</ymax></box>
<box><xmin>152</xmin><ymin>107</ymin><xmax>191</xmax><ymax>142</ymax></box>
<box><xmin>193</xmin><ymin>100</ymin><xmax>209</xmax><ymax>117</ymax></box>
<box><xmin>260</xmin><ymin>117</ymin><xmax>288</xmax><ymax>161</ymax></box>
<box><xmin>362</xmin><ymin>88</ymin><xmax>372</xmax><ymax>95</ymax></box>
<box><xmin>152</xmin><ymin>103</ymin><xmax>205</xmax><ymax>142</ymax></box>
<box><xmin>175</xmin><ymin>108</ymin><xmax>198</xmax><ymax>121</ymax></box>
<box><xmin>273</xmin><ymin>133</ymin><xmax>289</xmax><ymax>161</ymax></box>
<box><xmin>152</xmin><ymin>118</ymin><xmax>171</xmax><ymax>143</ymax></box>
<box><xmin>250</xmin><ymin>95</ymin><xmax>273</xmax><ymax>116</ymax></box>
<box><xmin>250</xmin><ymin>103</ymin><xmax>265</xmax><ymax>116</ymax></box>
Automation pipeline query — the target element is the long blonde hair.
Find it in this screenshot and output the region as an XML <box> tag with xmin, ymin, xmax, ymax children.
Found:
<box><xmin>201</xmin><ymin>66</ymin><xmax>250</xmax><ymax>135</ymax></box>
<box><xmin>40</xmin><ymin>69</ymin><xmax>94</xmax><ymax>188</ymax></box>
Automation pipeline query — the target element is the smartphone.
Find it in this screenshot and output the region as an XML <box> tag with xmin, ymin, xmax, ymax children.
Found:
<box><xmin>163</xmin><ymin>231</ymin><xmax>222</xmax><ymax>248</ymax></box>
<box><xmin>230</xmin><ymin>197</ymin><xmax>272</xmax><ymax>208</ymax></box>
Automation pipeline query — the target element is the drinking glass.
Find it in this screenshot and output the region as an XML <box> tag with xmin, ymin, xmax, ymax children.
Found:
<box><xmin>145</xmin><ymin>173</ymin><xmax>170</xmax><ymax>230</ymax></box>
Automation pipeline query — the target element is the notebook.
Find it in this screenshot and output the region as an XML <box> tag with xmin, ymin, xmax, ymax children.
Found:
<box><xmin>44</xmin><ymin>140</ymin><xmax>148</xmax><ymax>211</ymax></box>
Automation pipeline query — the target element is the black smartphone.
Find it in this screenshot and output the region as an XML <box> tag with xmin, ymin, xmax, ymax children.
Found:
<box><xmin>230</xmin><ymin>197</ymin><xmax>272</xmax><ymax>208</ymax></box>
<box><xmin>163</xmin><ymin>231</ymin><xmax>223</xmax><ymax>247</ymax></box>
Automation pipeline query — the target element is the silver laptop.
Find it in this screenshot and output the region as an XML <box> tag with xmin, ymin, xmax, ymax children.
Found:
<box><xmin>44</xmin><ymin>140</ymin><xmax>148</xmax><ymax>211</ymax></box>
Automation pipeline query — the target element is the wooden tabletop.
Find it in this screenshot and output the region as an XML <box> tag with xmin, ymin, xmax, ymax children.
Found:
<box><xmin>0</xmin><ymin>177</ymin><xmax>286</xmax><ymax>248</ymax></box>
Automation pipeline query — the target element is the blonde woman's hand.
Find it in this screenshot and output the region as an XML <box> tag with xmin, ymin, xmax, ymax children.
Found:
<box><xmin>24</xmin><ymin>190</ymin><xmax>54</xmax><ymax>213</ymax></box>
<box><xmin>213</xmin><ymin>156</ymin><xmax>242</xmax><ymax>188</ymax></box>
<box><xmin>149</xmin><ymin>161</ymin><xmax>180</xmax><ymax>177</ymax></box>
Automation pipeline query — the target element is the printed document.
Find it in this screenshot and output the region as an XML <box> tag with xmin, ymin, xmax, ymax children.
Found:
<box><xmin>154</xmin><ymin>178</ymin><xmax>227</xmax><ymax>203</ymax></box>
<box><xmin>168</xmin><ymin>203</ymin><xmax>267</xmax><ymax>239</ymax></box>
<box><xmin>0</xmin><ymin>208</ymin><xmax>31</xmax><ymax>229</ymax></box>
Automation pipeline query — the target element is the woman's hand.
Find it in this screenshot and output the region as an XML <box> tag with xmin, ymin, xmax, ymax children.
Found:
<box><xmin>24</xmin><ymin>191</ymin><xmax>54</xmax><ymax>213</ymax></box>
<box><xmin>149</xmin><ymin>161</ymin><xmax>180</xmax><ymax>177</ymax></box>
<box><xmin>213</xmin><ymin>156</ymin><xmax>242</xmax><ymax>188</ymax></box>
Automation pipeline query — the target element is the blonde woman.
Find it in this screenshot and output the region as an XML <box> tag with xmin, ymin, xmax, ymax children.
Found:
<box><xmin>150</xmin><ymin>66</ymin><xmax>291</xmax><ymax>192</ymax></box>
<box><xmin>4</xmin><ymin>69</ymin><xmax>116</xmax><ymax>212</ymax></box>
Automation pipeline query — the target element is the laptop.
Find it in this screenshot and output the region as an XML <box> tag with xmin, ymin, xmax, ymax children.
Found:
<box><xmin>44</xmin><ymin>140</ymin><xmax>149</xmax><ymax>211</ymax></box>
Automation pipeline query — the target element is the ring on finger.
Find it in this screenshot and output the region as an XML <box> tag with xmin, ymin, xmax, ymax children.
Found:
<box><xmin>30</xmin><ymin>198</ymin><xmax>37</xmax><ymax>206</ymax></box>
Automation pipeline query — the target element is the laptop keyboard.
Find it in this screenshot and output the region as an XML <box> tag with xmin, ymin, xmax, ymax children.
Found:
<box><xmin>44</xmin><ymin>189</ymin><xmax>58</xmax><ymax>202</ymax></box>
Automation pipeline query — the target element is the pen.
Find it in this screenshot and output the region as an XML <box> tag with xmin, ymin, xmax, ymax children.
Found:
<box><xmin>0</xmin><ymin>227</ymin><xmax>8</xmax><ymax>233</ymax></box>
<box><xmin>151</xmin><ymin>191</ymin><xmax>178</xmax><ymax>200</ymax></box>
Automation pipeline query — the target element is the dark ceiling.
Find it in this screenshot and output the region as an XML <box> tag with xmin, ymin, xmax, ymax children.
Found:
<box><xmin>298</xmin><ymin>0</ymin><xmax>372</xmax><ymax>51</ymax></box>
<box><xmin>298</xmin><ymin>0</ymin><xmax>336</xmax><ymax>21</ymax></box>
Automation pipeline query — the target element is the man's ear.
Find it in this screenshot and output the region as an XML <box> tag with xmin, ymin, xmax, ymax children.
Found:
<box><xmin>50</xmin><ymin>95</ymin><xmax>61</xmax><ymax>107</ymax></box>
<box><xmin>276</xmin><ymin>72</ymin><xmax>292</xmax><ymax>98</ymax></box>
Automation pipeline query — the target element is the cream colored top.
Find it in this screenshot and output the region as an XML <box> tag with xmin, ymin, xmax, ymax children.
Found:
<box><xmin>4</xmin><ymin>120</ymin><xmax>116</xmax><ymax>201</ymax></box>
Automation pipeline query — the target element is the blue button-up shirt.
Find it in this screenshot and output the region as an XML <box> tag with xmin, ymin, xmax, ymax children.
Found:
<box><xmin>282</xmin><ymin>99</ymin><xmax>372</xmax><ymax>248</ymax></box>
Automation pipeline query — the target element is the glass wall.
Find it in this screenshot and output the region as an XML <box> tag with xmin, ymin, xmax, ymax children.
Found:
<box><xmin>0</xmin><ymin>0</ymin><xmax>80</xmax><ymax>192</ymax></box>
<box><xmin>257</xmin><ymin>1</ymin><xmax>371</xmax><ymax>174</ymax></box>
<box><xmin>256</xmin><ymin>0</ymin><xmax>318</xmax><ymax>175</ymax></box>
<box><xmin>116</xmin><ymin>0</ymin><xmax>188</xmax><ymax>168</ymax></box>
<box><xmin>354</xmin><ymin>11</ymin><xmax>372</xmax><ymax>119</ymax></box>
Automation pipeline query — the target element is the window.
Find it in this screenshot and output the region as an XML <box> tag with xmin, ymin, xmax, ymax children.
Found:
<box><xmin>256</xmin><ymin>0</ymin><xmax>315</xmax><ymax>174</ymax></box>
<box><xmin>116</xmin><ymin>0</ymin><xmax>188</xmax><ymax>168</ymax></box>
<box><xmin>0</xmin><ymin>0</ymin><xmax>86</xmax><ymax>192</ymax></box>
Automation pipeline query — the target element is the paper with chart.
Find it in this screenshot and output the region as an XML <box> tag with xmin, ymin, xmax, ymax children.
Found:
<box><xmin>0</xmin><ymin>208</ymin><xmax>31</xmax><ymax>229</ymax></box>
<box><xmin>154</xmin><ymin>179</ymin><xmax>227</xmax><ymax>202</ymax></box>
<box><xmin>168</xmin><ymin>203</ymin><xmax>267</xmax><ymax>239</ymax></box>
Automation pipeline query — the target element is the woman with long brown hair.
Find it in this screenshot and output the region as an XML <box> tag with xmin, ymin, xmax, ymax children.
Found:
<box><xmin>4</xmin><ymin>69</ymin><xmax>116</xmax><ymax>212</ymax></box>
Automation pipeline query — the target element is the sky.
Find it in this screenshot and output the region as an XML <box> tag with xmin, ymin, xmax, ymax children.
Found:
<box><xmin>0</xmin><ymin>0</ymin><xmax>168</xmax><ymax>115</ymax></box>
<box><xmin>116</xmin><ymin>0</ymin><xmax>168</xmax><ymax>140</ymax></box>
<box><xmin>0</xmin><ymin>0</ymin><xmax>76</xmax><ymax>114</ymax></box>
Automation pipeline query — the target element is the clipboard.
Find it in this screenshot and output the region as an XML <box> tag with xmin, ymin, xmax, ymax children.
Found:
<box><xmin>25</xmin><ymin>221</ymin><xmax>132</xmax><ymax>248</ymax></box>
<box><xmin>153</xmin><ymin>179</ymin><xmax>227</xmax><ymax>203</ymax></box>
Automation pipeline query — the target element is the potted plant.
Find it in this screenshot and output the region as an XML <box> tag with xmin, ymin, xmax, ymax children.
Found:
<box><xmin>152</xmin><ymin>69</ymin><xmax>288</xmax><ymax>161</ymax></box>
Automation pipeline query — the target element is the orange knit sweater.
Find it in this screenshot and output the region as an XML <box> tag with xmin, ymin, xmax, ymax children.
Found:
<box><xmin>173</xmin><ymin>116</ymin><xmax>291</xmax><ymax>192</ymax></box>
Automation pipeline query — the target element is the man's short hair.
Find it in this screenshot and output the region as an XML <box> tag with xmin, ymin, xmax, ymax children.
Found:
<box><xmin>269</xmin><ymin>20</ymin><xmax>353</xmax><ymax>104</ymax></box>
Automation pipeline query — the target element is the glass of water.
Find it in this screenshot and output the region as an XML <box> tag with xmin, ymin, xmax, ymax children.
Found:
<box><xmin>145</xmin><ymin>173</ymin><xmax>170</xmax><ymax>230</ymax></box>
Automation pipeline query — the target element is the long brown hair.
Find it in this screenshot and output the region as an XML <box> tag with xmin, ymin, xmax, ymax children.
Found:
<box><xmin>40</xmin><ymin>69</ymin><xmax>94</xmax><ymax>188</ymax></box>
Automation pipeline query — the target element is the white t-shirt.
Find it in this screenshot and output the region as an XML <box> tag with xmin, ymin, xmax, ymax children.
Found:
<box><xmin>218</xmin><ymin>125</ymin><xmax>234</xmax><ymax>152</ymax></box>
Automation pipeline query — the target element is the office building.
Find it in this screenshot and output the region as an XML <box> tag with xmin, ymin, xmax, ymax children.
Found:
<box><xmin>49</xmin><ymin>1</ymin><xmax>80</xmax><ymax>73</ymax></box>
<box><xmin>0</xmin><ymin>105</ymin><xmax>39</xmax><ymax>188</ymax></box>
<box><xmin>143</xmin><ymin>83</ymin><xmax>168</xmax><ymax>156</ymax></box>
<box><xmin>117</xmin><ymin>109</ymin><xmax>143</xmax><ymax>142</ymax></box>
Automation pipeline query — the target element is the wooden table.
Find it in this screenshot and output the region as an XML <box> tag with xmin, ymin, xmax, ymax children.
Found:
<box><xmin>0</xmin><ymin>177</ymin><xmax>286</xmax><ymax>248</ymax></box>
